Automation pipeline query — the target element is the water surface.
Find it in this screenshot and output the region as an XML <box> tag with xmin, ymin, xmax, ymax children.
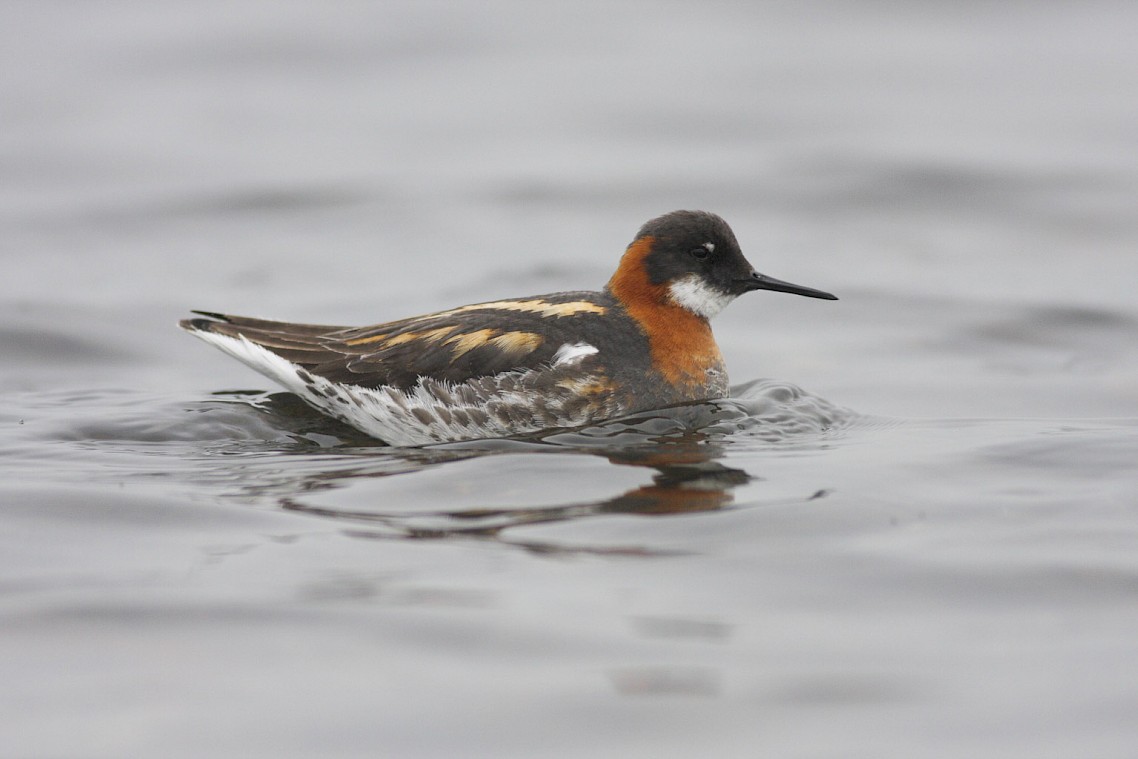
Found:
<box><xmin>3</xmin><ymin>2</ymin><xmax>1138</xmax><ymax>757</ymax></box>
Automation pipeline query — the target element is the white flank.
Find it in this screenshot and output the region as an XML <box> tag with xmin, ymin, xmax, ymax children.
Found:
<box><xmin>189</xmin><ymin>329</ymin><xmax>304</xmax><ymax>391</ymax></box>
<box><xmin>552</xmin><ymin>342</ymin><xmax>599</xmax><ymax>366</ymax></box>
<box><xmin>667</xmin><ymin>274</ymin><xmax>735</xmax><ymax>319</ymax></box>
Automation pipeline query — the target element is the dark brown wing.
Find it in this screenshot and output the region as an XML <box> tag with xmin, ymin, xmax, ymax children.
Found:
<box><xmin>180</xmin><ymin>310</ymin><xmax>350</xmax><ymax>365</ymax></box>
<box><xmin>180</xmin><ymin>292</ymin><xmax>615</xmax><ymax>391</ymax></box>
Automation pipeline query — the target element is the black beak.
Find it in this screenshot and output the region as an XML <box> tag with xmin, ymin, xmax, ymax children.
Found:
<box><xmin>738</xmin><ymin>271</ymin><xmax>838</xmax><ymax>301</ymax></box>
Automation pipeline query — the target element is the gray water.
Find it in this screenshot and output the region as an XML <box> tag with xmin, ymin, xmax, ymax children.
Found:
<box><xmin>3</xmin><ymin>2</ymin><xmax>1138</xmax><ymax>757</ymax></box>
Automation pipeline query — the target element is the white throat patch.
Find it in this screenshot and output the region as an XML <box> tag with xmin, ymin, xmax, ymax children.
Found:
<box><xmin>668</xmin><ymin>274</ymin><xmax>735</xmax><ymax>319</ymax></box>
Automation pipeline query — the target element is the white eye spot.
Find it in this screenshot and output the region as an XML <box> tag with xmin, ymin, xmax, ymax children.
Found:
<box><xmin>702</xmin><ymin>242</ymin><xmax>715</xmax><ymax>253</ymax></box>
<box><xmin>668</xmin><ymin>274</ymin><xmax>735</xmax><ymax>319</ymax></box>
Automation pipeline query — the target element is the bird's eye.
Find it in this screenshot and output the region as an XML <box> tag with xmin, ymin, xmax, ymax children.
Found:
<box><xmin>689</xmin><ymin>247</ymin><xmax>711</xmax><ymax>261</ymax></box>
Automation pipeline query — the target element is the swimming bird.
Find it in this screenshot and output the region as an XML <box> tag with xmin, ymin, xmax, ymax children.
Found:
<box><xmin>180</xmin><ymin>210</ymin><xmax>836</xmax><ymax>446</ymax></box>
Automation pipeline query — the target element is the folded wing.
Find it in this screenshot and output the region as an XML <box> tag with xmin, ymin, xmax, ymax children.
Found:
<box><xmin>180</xmin><ymin>293</ymin><xmax>608</xmax><ymax>391</ymax></box>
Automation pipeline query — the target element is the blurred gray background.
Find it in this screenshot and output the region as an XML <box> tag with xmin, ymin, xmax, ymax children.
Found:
<box><xmin>4</xmin><ymin>1</ymin><xmax>1135</xmax><ymax>416</ymax></box>
<box><xmin>3</xmin><ymin>3</ymin><xmax>1138</xmax><ymax>758</ymax></box>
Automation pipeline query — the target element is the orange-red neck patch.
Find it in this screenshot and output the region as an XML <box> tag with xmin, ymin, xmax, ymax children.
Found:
<box><xmin>607</xmin><ymin>236</ymin><xmax>724</xmax><ymax>390</ymax></box>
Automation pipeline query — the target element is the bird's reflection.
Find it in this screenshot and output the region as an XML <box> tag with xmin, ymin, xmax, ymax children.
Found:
<box><xmin>208</xmin><ymin>390</ymin><xmax>821</xmax><ymax>556</ymax></box>
<box><xmin>274</xmin><ymin>444</ymin><xmax>750</xmax><ymax>555</ymax></box>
